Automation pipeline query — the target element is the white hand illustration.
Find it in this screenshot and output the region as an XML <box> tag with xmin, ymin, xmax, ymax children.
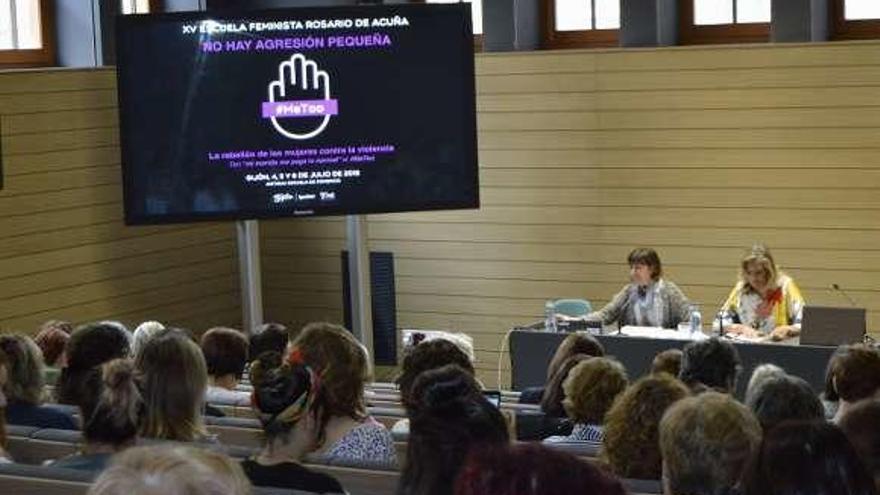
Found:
<box><xmin>267</xmin><ymin>54</ymin><xmax>333</xmax><ymax>140</ymax></box>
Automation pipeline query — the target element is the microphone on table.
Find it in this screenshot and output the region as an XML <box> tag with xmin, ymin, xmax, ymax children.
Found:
<box><xmin>830</xmin><ymin>283</ymin><xmax>858</xmax><ymax>308</ymax></box>
<box><xmin>711</xmin><ymin>291</ymin><xmax>732</xmax><ymax>337</ymax></box>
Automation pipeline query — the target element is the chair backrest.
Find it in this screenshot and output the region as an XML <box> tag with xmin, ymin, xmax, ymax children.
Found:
<box><xmin>0</xmin><ymin>463</ymin><xmax>94</xmax><ymax>495</ymax></box>
<box><xmin>553</xmin><ymin>299</ymin><xmax>592</xmax><ymax>317</ymax></box>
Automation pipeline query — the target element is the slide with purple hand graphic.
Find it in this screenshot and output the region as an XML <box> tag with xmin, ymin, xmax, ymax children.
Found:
<box><xmin>116</xmin><ymin>4</ymin><xmax>477</xmax><ymax>225</ymax></box>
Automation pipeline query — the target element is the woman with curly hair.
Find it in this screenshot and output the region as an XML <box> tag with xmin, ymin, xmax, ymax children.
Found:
<box><xmin>601</xmin><ymin>373</ymin><xmax>690</xmax><ymax>480</ymax></box>
<box><xmin>544</xmin><ymin>357</ymin><xmax>628</xmax><ymax>444</ymax></box>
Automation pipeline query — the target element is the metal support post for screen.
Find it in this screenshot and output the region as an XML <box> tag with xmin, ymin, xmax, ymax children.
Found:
<box><xmin>347</xmin><ymin>214</ymin><xmax>373</xmax><ymax>354</ymax></box>
<box><xmin>237</xmin><ymin>220</ymin><xmax>264</xmax><ymax>334</ymax></box>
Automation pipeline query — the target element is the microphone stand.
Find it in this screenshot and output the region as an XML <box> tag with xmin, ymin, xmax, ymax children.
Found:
<box><xmin>831</xmin><ymin>283</ymin><xmax>858</xmax><ymax>308</ymax></box>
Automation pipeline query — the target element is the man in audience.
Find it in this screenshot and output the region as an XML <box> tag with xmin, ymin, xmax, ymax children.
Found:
<box><xmin>828</xmin><ymin>344</ymin><xmax>880</xmax><ymax>423</ymax></box>
<box><xmin>678</xmin><ymin>338</ymin><xmax>741</xmax><ymax>394</ymax></box>
<box><xmin>200</xmin><ymin>327</ymin><xmax>250</xmax><ymax>406</ymax></box>
<box><xmin>745</xmin><ymin>373</ymin><xmax>824</xmax><ymax>431</ymax></box>
<box><xmin>659</xmin><ymin>391</ymin><xmax>762</xmax><ymax>495</ymax></box>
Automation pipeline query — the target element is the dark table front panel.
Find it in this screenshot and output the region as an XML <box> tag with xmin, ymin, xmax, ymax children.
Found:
<box><xmin>509</xmin><ymin>331</ymin><xmax>837</xmax><ymax>399</ymax></box>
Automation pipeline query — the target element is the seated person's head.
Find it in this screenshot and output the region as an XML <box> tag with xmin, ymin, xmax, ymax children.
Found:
<box><xmin>397</xmin><ymin>338</ymin><xmax>474</xmax><ymax>410</ymax></box>
<box><xmin>540</xmin><ymin>353</ymin><xmax>592</xmax><ymax>417</ymax></box>
<box><xmin>741</xmin><ymin>421</ymin><xmax>875</xmax><ymax>495</ymax></box>
<box><xmin>628</xmin><ymin>247</ymin><xmax>663</xmax><ymax>284</ymax></box>
<box><xmin>651</xmin><ymin>349</ymin><xmax>683</xmax><ymax>377</ymax></box>
<box><xmin>136</xmin><ymin>328</ymin><xmax>208</xmax><ymax>441</ymax></box>
<box><xmin>562</xmin><ymin>357</ymin><xmax>628</xmax><ymax>426</ymax></box>
<box><xmin>546</xmin><ymin>333</ymin><xmax>605</xmax><ymax>382</ymax></box>
<box><xmin>249</xmin><ymin>350</ymin><xmax>321</xmax><ymax>459</ymax></box>
<box><xmin>744</xmin><ymin>363</ymin><xmax>786</xmax><ymax>403</ymax></box>
<box><xmin>659</xmin><ymin>391</ymin><xmax>762</xmax><ymax>495</ymax></box>
<box><xmin>83</xmin><ymin>358</ymin><xmax>144</xmax><ymax>451</ymax></box>
<box><xmin>0</xmin><ymin>334</ymin><xmax>46</xmax><ymax>405</ymax></box>
<box><xmin>401</xmin><ymin>364</ymin><xmax>509</xmax><ymax>495</ymax></box>
<box><xmin>34</xmin><ymin>320</ymin><xmax>72</xmax><ymax>367</ymax></box>
<box><xmin>131</xmin><ymin>321</ymin><xmax>165</xmax><ymax>360</ymax></box>
<box><xmin>602</xmin><ymin>373</ymin><xmax>690</xmax><ymax>480</ymax></box>
<box><xmin>830</xmin><ymin>344</ymin><xmax>880</xmax><ymax>404</ymax></box>
<box><xmin>679</xmin><ymin>337</ymin><xmax>741</xmax><ymax>393</ymax></box>
<box><xmin>292</xmin><ymin>322</ymin><xmax>370</xmax><ymax>436</ymax></box>
<box><xmin>455</xmin><ymin>443</ymin><xmax>626</xmax><ymax>495</ymax></box>
<box><xmin>745</xmin><ymin>374</ymin><xmax>824</xmax><ymax>431</ymax></box>
<box><xmin>88</xmin><ymin>444</ymin><xmax>251</xmax><ymax>495</ymax></box>
<box><xmin>840</xmin><ymin>399</ymin><xmax>880</xmax><ymax>492</ymax></box>
<box><xmin>249</xmin><ymin>322</ymin><xmax>290</xmax><ymax>360</ymax></box>
<box><xmin>57</xmin><ymin>321</ymin><xmax>132</xmax><ymax>417</ymax></box>
<box><xmin>200</xmin><ymin>327</ymin><xmax>249</xmax><ymax>388</ymax></box>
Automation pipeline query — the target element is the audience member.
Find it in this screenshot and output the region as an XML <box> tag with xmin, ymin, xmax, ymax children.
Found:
<box><xmin>398</xmin><ymin>364</ymin><xmax>509</xmax><ymax>495</ymax></box>
<box><xmin>136</xmin><ymin>328</ymin><xmax>214</xmax><ymax>442</ymax></box>
<box><xmin>651</xmin><ymin>348</ymin><xmax>683</xmax><ymax>377</ymax></box>
<box><xmin>249</xmin><ymin>322</ymin><xmax>290</xmax><ymax>360</ymax></box>
<box><xmin>397</xmin><ymin>338</ymin><xmax>475</xmax><ymax>408</ymax></box>
<box><xmin>131</xmin><ymin>320</ymin><xmax>165</xmax><ymax>360</ymax></box>
<box><xmin>539</xmin><ymin>353</ymin><xmax>593</xmax><ymax>418</ymax></box>
<box><xmin>88</xmin><ymin>444</ymin><xmax>252</xmax><ymax>495</ymax></box>
<box><xmin>0</xmin><ymin>333</ymin><xmax>77</xmax><ymax>429</ymax></box>
<box><xmin>740</xmin><ymin>421</ymin><xmax>876</xmax><ymax>495</ymax></box>
<box><xmin>0</xmin><ymin>348</ymin><xmax>10</xmax><ymax>462</ymax></box>
<box><xmin>601</xmin><ymin>373</ymin><xmax>690</xmax><ymax>480</ymax></box>
<box><xmin>242</xmin><ymin>351</ymin><xmax>344</xmax><ymax>493</ymax></box>
<box><xmin>455</xmin><ymin>443</ymin><xmax>626</xmax><ymax>495</ymax></box>
<box><xmin>659</xmin><ymin>391</ymin><xmax>762</xmax><ymax>495</ymax></box>
<box><xmin>51</xmin><ymin>359</ymin><xmax>143</xmax><ymax>472</ymax></box>
<box><xmin>823</xmin><ymin>345</ymin><xmax>847</xmax><ymax>419</ymax></box>
<box><xmin>745</xmin><ymin>374</ymin><xmax>824</xmax><ymax>431</ymax></box>
<box><xmin>840</xmin><ymin>399</ymin><xmax>880</xmax><ymax>492</ymax></box>
<box><xmin>393</xmin><ymin>338</ymin><xmax>475</xmax><ymax>436</ymax></box>
<box><xmin>679</xmin><ymin>337</ymin><xmax>741</xmax><ymax>394</ymax></box>
<box><xmin>544</xmin><ymin>357</ymin><xmax>628</xmax><ymax>445</ymax></box>
<box><xmin>828</xmin><ymin>344</ymin><xmax>880</xmax><ymax>423</ymax></box>
<box><xmin>201</xmin><ymin>327</ymin><xmax>250</xmax><ymax>406</ymax></box>
<box><xmin>34</xmin><ymin>320</ymin><xmax>72</xmax><ymax>385</ymax></box>
<box><xmin>57</xmin><ymin>321</ymin><xmax>131</xmax><ymax>419</ymax></box>
<box><xmin>520</xmin><ymin>333</ymin><xmax>604</xmax><ymax>405</ymax></box>
<box><xmin>743</xmin><ymin>363</ymin><xmax>786</xmax><ymax>405</ymax></box>
<box><xmin>293</xmin><ymin>322</ymin><xmax>396</xmax><ymax>464</ymax></box>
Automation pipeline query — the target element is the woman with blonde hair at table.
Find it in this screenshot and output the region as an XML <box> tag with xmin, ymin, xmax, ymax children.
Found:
<box><xmin>716</xmin><ymin>243</ymin><xmax>805</xmax><ymax>341</ymax></box>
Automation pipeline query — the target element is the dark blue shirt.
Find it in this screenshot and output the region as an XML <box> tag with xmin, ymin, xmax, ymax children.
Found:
<box><xmin>6</xmin><ymin>401</ymin><xmax>79</xmax><ymax>430</ymax></box>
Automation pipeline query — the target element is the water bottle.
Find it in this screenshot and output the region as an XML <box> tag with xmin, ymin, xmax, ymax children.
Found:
<box><xmin>689</xmin><ymin>305</ymin><xmax>702</xmax><ymax>336</ymax></box>
<box><xmin>544</xmin><ymin>300</ymin><xmax>557</xmax><ymax>332</ymax></box>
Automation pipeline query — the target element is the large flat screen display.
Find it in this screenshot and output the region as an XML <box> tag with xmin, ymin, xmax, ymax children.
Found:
<box><xmin>116</xmin><ymin>4</ymin><xmax>478</xmax><ymax>225</ymax></box>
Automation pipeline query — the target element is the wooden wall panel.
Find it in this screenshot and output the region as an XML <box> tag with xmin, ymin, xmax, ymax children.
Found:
<box><xmin>0</xmin><ymin>68</ymin><xmax>240</xmax><ymax>334</ymax></box>
<box><xmin>260</xmin><ymin>41</ymin><xmax>880</xmax><ymax>388</ymax></box>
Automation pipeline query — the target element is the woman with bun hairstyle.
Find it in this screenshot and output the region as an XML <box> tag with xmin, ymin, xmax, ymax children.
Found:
<box><xmin>242</xmin><ymin>350</ymin><xmax>344</xmax><ymax>493</ymax></box>
<box><xmin>397</xmin><ymin>364</ymin><xmax>510</xmax><ymax>495</ymax></box>
<box><xmin>51</xmin><ymin>359</ymin><xmax>144</xmax><ymax>472</ymax></box>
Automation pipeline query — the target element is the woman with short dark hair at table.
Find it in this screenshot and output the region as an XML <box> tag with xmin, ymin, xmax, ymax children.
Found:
<box><xmin>715</xmin><ymin>243</ymin><xmax>805</xmax><ymax>341</ymax></box>
<box><xmin>586</xmin><ymin>248</ymin><xmax>692</xmax><ymax>329</ymax></box>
